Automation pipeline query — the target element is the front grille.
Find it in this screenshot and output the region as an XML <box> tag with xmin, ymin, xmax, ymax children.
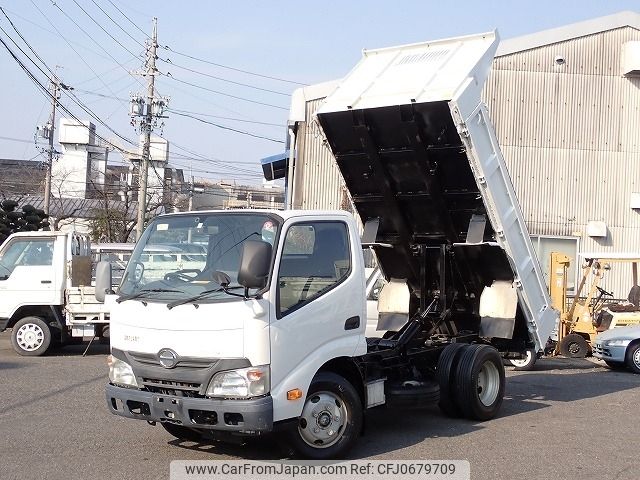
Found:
<box><xmin>130</xmin><ymin>352</ymin><xmax>214</xmax><ymax>369</ymax></box>
<box><xmin>593</xmin><ymin>344</ymin><xmax>611</xmax><ymax>356</ymax></box>
<box><xmin>142</xmin><ymin>378</ymin><xmax>204</xmax><ymax>398</ymax></box>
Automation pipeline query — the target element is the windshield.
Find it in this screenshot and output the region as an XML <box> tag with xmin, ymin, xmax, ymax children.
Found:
<box><xmin>119</xmin><ymin>212</ymin><xmax>280</xmax><ymax>302</ymax></box>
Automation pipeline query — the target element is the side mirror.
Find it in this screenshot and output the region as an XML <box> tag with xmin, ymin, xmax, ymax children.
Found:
<box><xmin>237</xmin><ymin>240</ymin><xmax>272</xmax><ymax>290</ymax></box>
<box><xmin>95</xmin><ymin>261</ymin><xmax>113</xmax><ymax>303</ymax></box>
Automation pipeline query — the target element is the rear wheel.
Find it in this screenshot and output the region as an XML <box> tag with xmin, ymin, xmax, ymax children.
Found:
<box><xmin>454</xmin><ymin>344</ymin><xmax>505</xmax><ymax>421</ymax></box>
<box><xmin>436</xmin><ymin>343</ymin><xmax>466</xmax><ymax>417</ymax></box>
<box><xmin>558</xmin><ymin>334</ymin><xmax>589</xmax><ymax>358</ymax></box>
<box><xmin>508</xmin><ymin>348</ymin><xmax>537</xmax><ymax>371</ymax></box>
<box><xmin>625</xmin><ymin>343</ymin><xmax>640</xmax><ymax>374</ymax></box>
<box><xmin>160</xmin><ymin>422</ymin><xmax>204</xmax><ymax>442</ymax></box>
<box><xmin>289</xmin><ymin>371</ymin><xmax>362</xmax><ymax>459</ymax></box>
<box><xmin>10</xmin><ymin>316</ymin><xmax>52</xmax><ymax>356</ymax></box>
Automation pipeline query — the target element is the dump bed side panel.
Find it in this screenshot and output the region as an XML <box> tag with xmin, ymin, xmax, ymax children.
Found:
<box><xmin>449</xmin><ymin>100</ymin><xmax>556</xmax><ymax>348</ymax></box>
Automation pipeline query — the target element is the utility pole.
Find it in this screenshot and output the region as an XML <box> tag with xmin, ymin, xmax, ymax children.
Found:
<box><xmin>135</xmin><ymin>17</ymin><xmax>158</xmax><ymax>240</ymax></box>
<box><xmin>43</xmin><ymin>76</ymin><xmax>60</xmax><ymax>215</ymax></box>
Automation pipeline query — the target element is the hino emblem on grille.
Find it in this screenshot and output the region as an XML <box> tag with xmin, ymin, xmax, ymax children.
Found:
<box><xmin>158</xmin><ymin>348</ymin><xmax>178</xmax><ymax>368</ymax></box>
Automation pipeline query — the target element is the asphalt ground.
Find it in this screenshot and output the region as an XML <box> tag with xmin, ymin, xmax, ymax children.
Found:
<box><xmin>1</xmin><ymin>331</ymin><xmax>639</xmax><ymax>480</ymax></box>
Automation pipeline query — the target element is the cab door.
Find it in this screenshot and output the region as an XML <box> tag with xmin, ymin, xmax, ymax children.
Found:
<box><xmin>268</xmin><ymin>217</ymin><xmax>366</xmax><ymax>421</ymax></box>
<box><xmin>0</xmin><ymin>235</ymin><xmax>60</xmax><ymax>318</ymax></box>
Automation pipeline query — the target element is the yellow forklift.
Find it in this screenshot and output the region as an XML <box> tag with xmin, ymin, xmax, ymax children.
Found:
<box><xmin>550</xmin><ymin>252</ymin><xmax>640</xmax><ymax>358</ymax></box>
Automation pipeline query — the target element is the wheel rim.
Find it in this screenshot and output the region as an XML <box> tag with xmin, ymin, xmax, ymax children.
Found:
<box><xmin>510</xmin><ymin>351</ymin><xmax>532</xmax><ymax>368</ymax></box>
<box><xmin>568</xmin><ymin>342</ymin><xmax>581</xmax><ymax>355</ymax></box>
<box><xmin>16</xmin><ymin>323</ymin><xmax>45</xmax><ymax>351</ymax></box>
<box><xmin>298</xmin><ymin>390</ymin><xmax>348</xmax><ymax>449</ymax></box>
<box><xmin>477</xmin><ymin>360</ymin><xmax>500</xmax><ymax>407</ymax></box>
<box><xmin>633</xmin><ymin>349</ymin><xmax>640</xmax><ymax>369</ymax></box>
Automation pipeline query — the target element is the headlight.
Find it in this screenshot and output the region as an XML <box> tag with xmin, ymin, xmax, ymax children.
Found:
<box><xmin>108</xmin><ymin>355</ymin><xmax>139</xmax><ymax>388</ymax></box>
<box><xmin>603</xmin><ymin>339</ymin><xmax>632</xmax><ymax>347</ymax></box>
<box><xmin>206</xmin><ymin>365</ymin><xmax>270</xmax><ymax>398</ymax></box>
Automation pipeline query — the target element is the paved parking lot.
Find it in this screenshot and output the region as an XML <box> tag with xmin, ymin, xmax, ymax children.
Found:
<box><xmin>1</xmin><ymin>331</ymin><xmax>639</xmax><ymax>480</ymax></box>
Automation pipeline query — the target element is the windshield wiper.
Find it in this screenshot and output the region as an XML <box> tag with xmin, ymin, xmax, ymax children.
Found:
<box><xmin>116</xmin><ymin>288</ymin><xmax>185</xmax><ymax>304</ymax></box>
<box><xmin>166</xmin><ymin>285</ymin><xmax>245</xmax><ymax>310</ymax></box>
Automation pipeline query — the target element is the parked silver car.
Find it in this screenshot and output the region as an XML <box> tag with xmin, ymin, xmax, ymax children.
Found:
<box><xmin>593</xmin><ymin>325</ymin><xmax>640</xmax><ymax>373</ymax></box>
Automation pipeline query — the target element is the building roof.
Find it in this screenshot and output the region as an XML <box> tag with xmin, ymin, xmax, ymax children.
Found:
<box><xmin>0</xmin><ymin>158</ymin><xmax>46</xmax><ymax>196</ymax></box>
<box><xmin>497</xmin><ymin>10</ymin><xmax>640</xmax><ymax>56</ymax></box>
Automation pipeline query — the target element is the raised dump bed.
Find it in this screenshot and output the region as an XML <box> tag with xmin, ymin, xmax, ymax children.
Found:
<box><xmin>316</xmin><ymin>31</ymin><xmax>557</xmax><ymax>353</ymax></box>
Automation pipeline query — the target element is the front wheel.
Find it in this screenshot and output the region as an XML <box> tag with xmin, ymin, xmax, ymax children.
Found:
<box><xmin>11</xmin><ymin>316</ymin><xmax>52</xmax><ymax>356</ymax></box>
<box><xmin>558</xmin><ymin>333</ymin><xmax>589</xmax><ymax>358</ymax></box>
<box><xmin>625</xmin><ymin>343</ymin><xmax>640</xmax><ymax>374</ymax></box>
<box><xmin>289</xmin><ymin>371</ymin><xmax>362</xmax><ymax>459</ymax></box>
<box><xmin>508</xmin><ymin>348</ymin><xmax>537</xmax><ymax>371</ymax></box>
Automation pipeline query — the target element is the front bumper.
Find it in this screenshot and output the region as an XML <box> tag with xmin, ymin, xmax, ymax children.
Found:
<box><xmin>0</xmin><ymin>318</ymin><xmax>9</xmax><ymax>332</ymax></box>
<box><xmin>105</xmin><ymin>383</ymin><xmax>273</xmax><ymax>434</ymax></box>
<box><xmin>592</xmin><ymin>342</ymin><xmax>626</xmax><ymax>362</ymax></box>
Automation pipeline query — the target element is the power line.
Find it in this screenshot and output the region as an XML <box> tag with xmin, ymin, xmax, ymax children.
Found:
<box><xmin>104</xmin><ymin>0</ymin><xmax>150</xmax><ymax>38</ymax></box>
<box><xmin>68</xmin><ymin>0</ymin><xmax>143</xmax><ymax>60</ymax></box>
<box><xmin>0</xmin><ymin>31</ymin><xmax>137</xmax><ymax>157</ymax></box>
<box><xmin>87</xmin><ymin>0</ymin><xmax>147</xmax><ymax>49</ymax></box>
<box><xmin>161</xmin><ymin>72</ymin><xmax>288</xmax><ymax>110</ymax></box>
<box><xmin>39</xmin><ymin>0</ymin><xmax>145</xmax><ymax>90</ymax></box>
<box><xmin>159</xmin><ymin>57</ymin><xmax>290</xmax><ymax>96</ymax></box>
<box><xmin>0</xmin><ymin>6</ymin><xmax>115</xmax><ymax>62</ymax></box>
<box><xmin>168</xmin><ymin>109</ymin><xmax>284</xmax><ymax>143</ymax></box>
<box><xmin>160</xmin><ymin>44</ymin><xmax>306</xmax><ymax>86</ymax></box>
<box><xmin>168</xmin><ymin>108</ymin><xmax>282</xmax><ymax>127</ymax></box>
<box><xmin>24</xmin><ymin>1</ymin><xmax>138</xmax><ymax>118</ymax></box>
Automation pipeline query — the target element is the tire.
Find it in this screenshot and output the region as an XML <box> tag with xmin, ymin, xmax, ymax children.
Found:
<box><xmin>508</xmin><ymin>348</ymin><xmax>537</xmax><ymax>371</ymax></box>
<box><xmin>289</xmin><ymin>371</ymin><xmax>362</xmax><ymax>459</ymax></box>
<box><xmin>10</xmin><ymin>316</ymin><xmax>52</xmax><ymax>356</ymax></box>
<box><xmin>625</xmin><ymin>342</ymin><xmax>640</xmax><ymax>374</ymax></box>
<box><xmin>454</xmin><ymin>344</ymin><xmax>505</xmax><ymax>421</ymax></box>
<box><xmin>160</xmin><ymin>422</ymin><xmax>204</xmax><ymax>442</ymax></box>
<box><xmin>436</xmin><ymin>343</ymin><xmax>467</xmax><ymax>417</ymax></box>
<box><xmin>558</xmin><ymin>333</ymin><xmax>589</xmax><ymax>358</ymax></box>
<box><xmin>604</xmin><ymin>360</ymin><xmax>626</xmax><ymax>371</ymax></box>
<box><xmin>99</xmin><ymin>325</ymin><xmax>110</xmax><ymax>345</ymax></box>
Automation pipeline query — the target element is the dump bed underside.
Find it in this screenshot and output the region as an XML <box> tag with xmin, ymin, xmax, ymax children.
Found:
<box><xmin>317</xmin><ymin>103</ymin><xmax>513</xmax><ymax>290</ymax></box>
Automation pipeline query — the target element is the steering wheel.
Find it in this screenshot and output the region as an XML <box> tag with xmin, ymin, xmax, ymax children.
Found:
<box><xmin>596</xmin><ymin>286</ymin><xmax>614</xmax><ymax>297</ymax></box>
<box><xmin>164</xmin><ymin>269</ymin><xmax>202</xmax><ymax>282</ymax></box>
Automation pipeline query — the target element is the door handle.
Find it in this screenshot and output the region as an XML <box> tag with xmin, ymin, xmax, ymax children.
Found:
<box><xmin>344</xmin><ymin>316</ymin><xmax>360</xmax><ymax>330</ymax></box>
<box><xmin>41</xmin><ymin>280</ymin><xmax>52</xmax><ymax>284</ymax></box>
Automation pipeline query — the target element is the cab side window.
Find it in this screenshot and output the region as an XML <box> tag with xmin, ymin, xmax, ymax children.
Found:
<box><xmin>0</xmin><ymin>238</ymin><xmax>55</xmax><ymax>278</ymax></box>
<box><xmin>277</xmin><ymin>222</ymin><xmax>351</xmax><ymax>316</ymax></box>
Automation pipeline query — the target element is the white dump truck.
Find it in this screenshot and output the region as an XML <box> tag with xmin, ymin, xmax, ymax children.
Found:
<box><xmin>100</xmin><ymin>31</ymin><xmax>557</xmax><ymax>458</ymax></box>
<box><xmin>0</xmin><ymin>231</ymin><xmax>110</xmax><ymax>356</ymax></box>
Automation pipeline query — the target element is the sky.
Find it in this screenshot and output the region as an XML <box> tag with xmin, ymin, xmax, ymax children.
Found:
<box><xmin>1</xmin><ymin>0</ymin><xmax>639</xmax><ymax>185</ymax></box>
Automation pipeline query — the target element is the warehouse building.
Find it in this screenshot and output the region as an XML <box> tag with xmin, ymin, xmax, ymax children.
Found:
<box><xmin>273</xmin><ymin>11</ymin><xmax>640</xmax><ymax>297</ymax></box>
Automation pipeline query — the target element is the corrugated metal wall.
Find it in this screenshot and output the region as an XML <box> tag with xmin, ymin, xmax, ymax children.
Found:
<box><xmin>292</xmin><ymin>98</ymin><xmax>345</xmax><ymax>211</ymax></box>
<box><xmin>293</xmin><ymin>26</ymin><xmax>640</xmax><ymax>295</ymax></box>
<box><xmin>484</xmin><ymin>26</ymin><xmax>640</xmax><ymax>296</ymax></box>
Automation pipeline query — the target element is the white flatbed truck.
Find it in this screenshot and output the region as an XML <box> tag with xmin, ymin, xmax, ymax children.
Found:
<box><xmin>0</xmin><ymin>231</ymin><xmax>110</xmax><ymax>356</ymax></box>
<box><xmin>101</xmin><ymin>30</ymin><xmax>557</xmax><ymax>458</ymax></box>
